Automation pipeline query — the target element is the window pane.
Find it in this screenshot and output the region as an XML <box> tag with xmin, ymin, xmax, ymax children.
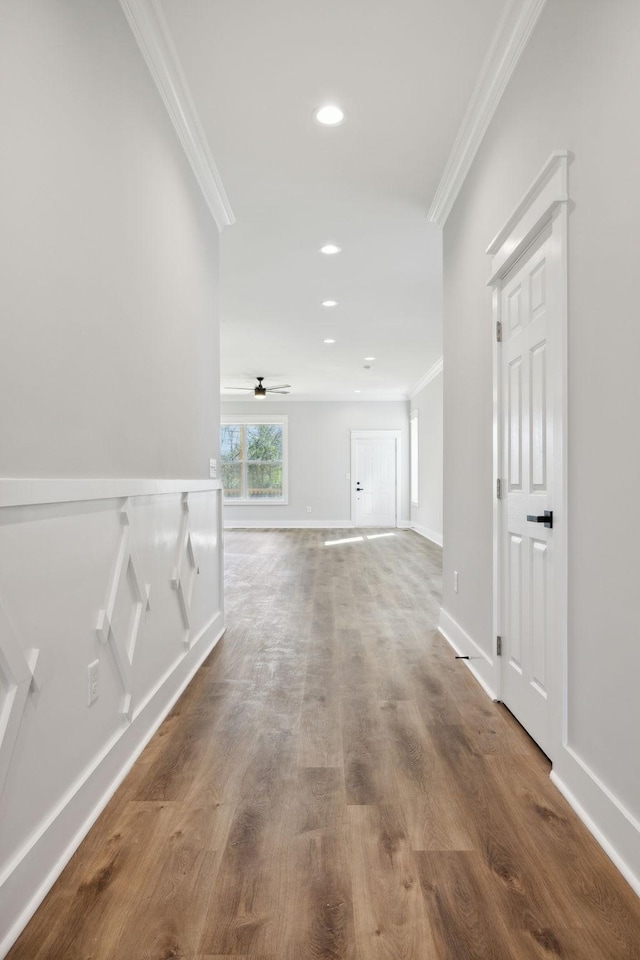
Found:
<box><xmin>247</xmin><ymin>462</ymin><xmax>283</xmax><ymax>499</ymax></box>
<box><xmin>222</xmin><ymin>462</ymin><xmax>242</xmax><ymax>498</ymax></box>
<box><xmin>221</xmin><ymin>420</ymin><xmax>286</xmax><ymax>502</ymax></box>
<box><xmin>246</xmin><ymin>423</ymin><xmax>282</xmax><ymax>461</ymax></box>
<box><xmin>220</xmin><ymin>424</ymin><xmax>242</xmax><ymax>461</ymax></box>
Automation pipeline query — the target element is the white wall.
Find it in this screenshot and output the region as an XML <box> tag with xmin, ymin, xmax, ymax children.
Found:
<box><xmin>0</xmin><ymin>0</ymin><xmax>220</xmax><ymax>479</ymax></box>
<box><xmin>441</xmin><ymin>0</ymin><xmax>640</xmax><ymax>890</ymax></box>
<box><xmin>221</xmin><ymin>400</ymin><xmax>409</xmax><ymax>526</ymax></box>
<box><xmin>0</xmin><ymin>3</ymin><xmax>223</xmax><ymax>953</ymax></box>
<box><xmin>409</xmin><ymin>369</ymin><xmax>443</xmax><ymax>546</ymax></box>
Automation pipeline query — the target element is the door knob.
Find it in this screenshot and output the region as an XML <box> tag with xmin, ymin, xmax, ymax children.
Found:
<box><xmin>526</xmin><ymin>510</ymin><xmax>553</xmax><ymax>529</ymax></box>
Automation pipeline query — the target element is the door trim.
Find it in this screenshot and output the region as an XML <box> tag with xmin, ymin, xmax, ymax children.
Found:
<box><xmin>488</xmin><ymin>150</ymin><xmax>569</xmax><ymax>763</ymax></box>
<box><xmin>350</xmin><ymin>430</ymin><xmax>402</xmax><ymax>528</ymax></box>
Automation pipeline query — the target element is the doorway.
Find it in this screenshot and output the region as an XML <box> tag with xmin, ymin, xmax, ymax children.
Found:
<box><xmin>350</xmin><ymin>430</ymin><xmax>401</xmax><ymax>527</ymax></box>
<box><xmin>488</xmin><ymin>151</ymin><xmax>568</xmax><ymax>761</ymax></box>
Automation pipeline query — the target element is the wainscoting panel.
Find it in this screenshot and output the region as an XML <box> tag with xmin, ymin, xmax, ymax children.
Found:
<box><xmin>0</xmin><ymin>480</ymin><xmax>224</xmax><ymax>957</ymax></box>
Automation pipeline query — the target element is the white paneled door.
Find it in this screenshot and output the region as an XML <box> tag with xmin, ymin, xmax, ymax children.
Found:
<box><xmin>354</xmin><ymin>436</ymin><xmax>397</xmax><ymax>527</ymax></box>
<box><xmin>500</xmin><ymin>227</ymin><xmax>559</xmax><ymax>758</ymax></box>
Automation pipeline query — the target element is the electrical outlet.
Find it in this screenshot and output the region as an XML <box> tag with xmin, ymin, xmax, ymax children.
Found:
<box><xmin>306</xmin><ymin>506</ymin><xmax>312</xmax><ymax>513</ymax></box>
<box><xmin>88</xmin><ymin>660</ymin><xmax>99</xmax><ymax>705</ymax></box>
<box><xmin>453</xmin><ymin>571</ymin><xmax>459</xmax><ymax>593</ymax></box>
<box><xmin>209</xmin><ymin>458</ymin><xmax>217</xmax><ymax>479</ymax></box>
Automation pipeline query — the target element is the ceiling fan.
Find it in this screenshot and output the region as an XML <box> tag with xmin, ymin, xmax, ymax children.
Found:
<box><xmin>223</xmin><ymin>376</ymin><xmax>291</xmax><ymax>398</ymax></box>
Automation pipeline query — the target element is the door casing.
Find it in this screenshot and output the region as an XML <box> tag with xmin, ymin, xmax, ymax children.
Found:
<box><xmin>487</xmin><ymin>150</ymin><xmax>569</xmax><ymax>764</ymax></box>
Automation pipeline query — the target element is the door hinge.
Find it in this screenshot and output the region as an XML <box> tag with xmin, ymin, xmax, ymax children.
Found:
<box><xmin>496</xmin><ymin>636</ymin><xmax>502</xmax><ymax>657</ymax></box>
<box><xmin>496</xmin><ymin>320</ymin><xmax>503</xmax><ymax>342</ymax></box>
<box><xmin>496</xmin><ymin>478</ymin><xmax>503</xmax><ymax>499</ymax></box>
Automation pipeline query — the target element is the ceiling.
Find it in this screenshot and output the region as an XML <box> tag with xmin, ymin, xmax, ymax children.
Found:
<box><xmin>159</xmin><ymin>0</ymin><xmax>507</xmax><ymax>400</ymax></box>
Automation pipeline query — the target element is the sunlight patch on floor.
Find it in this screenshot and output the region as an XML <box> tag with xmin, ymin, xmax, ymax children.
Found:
<box><xmin>324</xmin><ymin>536</ymin><xmax>365</xmax><ymax>546</ymax></box>
<box><xmin>324</xmin><ymin>532</ymin><xmax>396</xmax><ymax>546</ymax></box>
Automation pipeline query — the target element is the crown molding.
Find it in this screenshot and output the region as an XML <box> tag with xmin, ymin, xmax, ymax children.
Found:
<box><xmin>119</xmin><ymin>0</ymin><xmax>234</xmax><ymax>231</ymax></box>
<box><xmin>427</xmin><ymin>0</ymin><xmax>548</xmax><ymax>228</ymax></box>
<box><xmin>220</xmin><ymin>393</ymin><xmax>409</xmax><ymax>404</ymax></box>
<box><xmin>409</xmin><ymin>356</ymin><xmax>443</xmax><ymax>398</ymax></box>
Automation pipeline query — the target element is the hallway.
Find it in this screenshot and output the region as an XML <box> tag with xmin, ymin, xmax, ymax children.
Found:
<box><xmin>9</xmin><ymin>528</ymin><xmax>640</xmax><ymax>959</ymax></box>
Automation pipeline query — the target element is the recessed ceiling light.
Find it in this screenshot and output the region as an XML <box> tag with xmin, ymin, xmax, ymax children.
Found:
<box><xmin>322</xmin><ymin>300</ymin><xmax>338</xmax><ymax>307</ymax></box>
<box><xmin>315</xmin><ymin>105</ymin><xmax>344</xmax><ymax>126</ymax></box>
<box><xmin>364</xmin><ymin>356</ymin><xmax>376</xmax><ymax>361</ymax></box>
<box><xmin>354</xmin><ymin>389</ymin><xmax>362</xmax><ymax>393</ymax></box>
<box><xmin>323</xmin><ymin>338</ymin><xmax>336</xmax><ymax>344</ymax></box>
<box><xmin>320</xmin><ymin>244</ymin><xmax>341</xmax><ymax>255</ymax></box>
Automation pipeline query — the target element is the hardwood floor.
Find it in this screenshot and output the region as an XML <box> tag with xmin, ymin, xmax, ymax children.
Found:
<box><xmin>8</xmin><ymin>528</ymin><xmax>640</xmax><ymax>959</ymax></box>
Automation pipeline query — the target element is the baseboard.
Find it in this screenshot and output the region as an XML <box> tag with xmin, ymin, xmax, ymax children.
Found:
<box><xmin>438</xmin><ymin>613</ymin><xmax>640</xmax><ymax>898</ymax></box>
<box><xmin>550</xmin><ymin>748</ymin><xmax>640</xmax><ymax>898</ymax></box>
<box><xmin>410</xmin><ymin>523</ymin><xmax>443</xmax><ymax>547</ymax></box>
<box><xmin>224</xmin><ymin>519</ymin><xmax>413</xmax><ymax>531</ymax></box>
<box><xmin>0</xmin><ymin>614</ymin><xmax>224</xmax><ymax>960</ymax></box>
<box><xmin>437</xmin><ymin>607</ymin><xmax>497</xmax><ymax>701</ymax></box>
<box><xmin>438</xmin><ymin>611</ymin><xmax>640</xmax><ymax>902</ymax></box>
<box><xmin>224</xmin><ymin>519</ymin><xmax>356</xmax><ymax>529</ymax></box>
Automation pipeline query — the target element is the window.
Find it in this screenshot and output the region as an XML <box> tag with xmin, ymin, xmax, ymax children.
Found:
<box><xmin>410</xmin><ymin>411</ymin><xmax>419</xmax><ymax>506</ymax></box>
<box><xmin>220</xmin><ymin>415</ymin><xmax>288</xmax><ymax>504</ymax></box>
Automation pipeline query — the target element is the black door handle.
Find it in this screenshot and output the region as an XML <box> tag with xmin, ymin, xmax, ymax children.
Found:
<box><xmin>526</xmin><ymin>510</ymin><xmax>553</xmax><ymax>529</ymax></box>
<box><xmin>356</xmin><ymin>487</ymin><xmax>364</xmax><ymax>492</ymax></box>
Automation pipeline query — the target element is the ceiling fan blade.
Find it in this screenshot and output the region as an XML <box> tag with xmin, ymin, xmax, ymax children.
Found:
<box><xmin>223</xmin><ymin>386</ymin><xmax>254</xmax><ymax>391</ymax></box>
<box><xmin>268</xmin><ymin>389</ymin><xmax>290</xmax><ymax>394</ymax></box>
<box><xmin>265</xmin><ymin>384</ymin><xmax>291</xmax><ymax>390</ymax></box>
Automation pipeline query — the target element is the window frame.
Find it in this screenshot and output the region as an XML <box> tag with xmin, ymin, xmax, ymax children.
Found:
<box><xmin>220</xmin><ymin>414</ymin><xmax>289</xmax><ymax>505</ymax></box>
<box><xmin>410</xmin><ymin>410</ymin><xmax>419</xmax><ymax>507</ymax></box>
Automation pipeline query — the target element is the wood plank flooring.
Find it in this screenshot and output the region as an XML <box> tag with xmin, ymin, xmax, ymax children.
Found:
<box><xmin>8</xmin><ymin>528</ymin><xmax>640</xmax><ymax>959</ymax></box>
